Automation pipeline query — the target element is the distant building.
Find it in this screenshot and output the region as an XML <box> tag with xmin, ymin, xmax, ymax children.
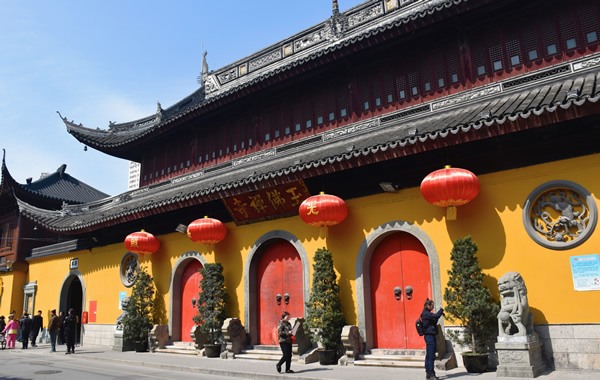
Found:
<box><xmin>0</xmin><ymin>156</ymin><xmax>108</xmax><ymax>315</ymax></box>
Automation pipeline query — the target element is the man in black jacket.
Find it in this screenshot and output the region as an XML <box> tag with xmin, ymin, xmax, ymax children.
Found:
<box><xmin>31</xmin><ymin>310</ymin><xmax>43</xmax><ymax>347</ymax></box>
<box><xmin>63</xmin><ymin>308</ymin><xmax>77</xmax><ymax>354</ymax></box>
<box><xmin>19</xmin><ymin>312</ymin><xmax>33</xmax><ymax>349</ymax></box>
<box><xmin>420</xmin><ymin>299</ymin><xmax>444</xmax><ymax>380</ymax></box>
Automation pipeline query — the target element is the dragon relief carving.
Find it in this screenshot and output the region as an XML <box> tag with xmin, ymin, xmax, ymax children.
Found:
<box><xmin>531</xmin><ymin>189</ymin><xmax>588</xmax><ymax>243</ymax></box>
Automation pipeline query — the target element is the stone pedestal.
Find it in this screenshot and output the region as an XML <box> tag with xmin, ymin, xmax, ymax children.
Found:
<box><xmin>496</xmin><ymin>335</ymin><xmax>545</xmax><ymax>378</ymax></box>
<box><xmin>113</xmin><ymin>329</ymin><xmax>133</xmax><ymax>352</ymax></box>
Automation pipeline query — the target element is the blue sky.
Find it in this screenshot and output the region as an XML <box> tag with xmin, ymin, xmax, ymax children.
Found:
<box><xmin>0</xmin><ymin>0</ymin><xmax>364</xmax><ymax>196</ymax></box>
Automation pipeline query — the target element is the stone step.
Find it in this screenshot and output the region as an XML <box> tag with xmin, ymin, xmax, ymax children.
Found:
<box><xmin>155</xmin><ymin>341</ymin><xmax>198</xmax><ymax>355</ymax></box>
<box><xmin>355</xmin><ymin>358</ymin><xmax>424</xmax><ymax>368</ymax></box>
<box><xmin>236</xmin><ymin>346</ymin><xmax>283</xmax><ymax>361</ymax></box>
<box><xmin>251</xmin><ymin>345</ymin><xmax>282</xmax><ymax>352</ymax></box>
<box><xmin>170</xmin><ymin>341</ymin><xmax>195</xmax><ymax>348</ymax></box>
<box><xmin>355</xmin><ymin>350</ymin><xmax>426</xmax><ymax>368</ymax></box>
<box><xmin>368</xmin><ymin>348</ymin><xmax>426</xmax><ymax>356</ymax></box>
<box><xmin>155</xmin><ymin>347</ymin><xmax>198</xmax><ymax>355</ymax></box>
<box><xmin>359</xmin><ymin>353</ymin><xmax>425</xmax><ymax>362</ymax></box>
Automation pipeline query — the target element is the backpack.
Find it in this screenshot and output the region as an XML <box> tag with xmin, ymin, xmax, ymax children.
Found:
<box><xmin>416</xmin><ymin>317</ymin><xmax>425</xmax><ymax>336</ymax></box>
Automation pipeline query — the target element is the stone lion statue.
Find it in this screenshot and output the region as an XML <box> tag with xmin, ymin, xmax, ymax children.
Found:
<box><xmin>116</xmin><ymin>296</ymin><xmax>130</xmax><ymax>330</ymax></box>
<box><xmin>497</xmin><ymin>272</ymin><xmax>534</xmax><ymax>337</ymax></box>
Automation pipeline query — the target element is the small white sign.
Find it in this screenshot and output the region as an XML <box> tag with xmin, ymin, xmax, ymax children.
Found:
<box><xmin>70</xmin><ymin>258</ymin><xmax>79</xmax><ymax>269</ymax></box>
<box><xmin>570</xmin><ymin>254</ymin><xmax>600</xmax><ymax>291</ymax></box>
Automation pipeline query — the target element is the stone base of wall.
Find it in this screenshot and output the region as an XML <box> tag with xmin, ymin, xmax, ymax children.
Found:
<box><xmin>535</xmin><ymin>324</ymin><xmax>600</xmax><ymax>371</ymax></box>
<box><xmin>82</xmin><ymin>324</ymin><xmax>117</xmax><ymax>347</ymax></box>
<box><xmin>445</xmin><ymin>324</ymin><xmax>599</xmax><ymax>371</ymax></box>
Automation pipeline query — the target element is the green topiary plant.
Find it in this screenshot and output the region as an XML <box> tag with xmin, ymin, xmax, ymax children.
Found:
<box><xmin>305</xmin><ymin>248</ymin><xmax>346</xmax><ymax>351</ymax></box>
<box><xmin>443</xmin><ymin>236</ymin><xmax>499</xmax><ymax>355</ymax></box>
<box><xmin>122</xmin><ymin>266</ymin><xmax>155</xmax><ymax>347</ymax></box>
<box><xmin>196</xmin><ymin>263</ymin><xmax>228</xmax><ymax>345</ymax></box>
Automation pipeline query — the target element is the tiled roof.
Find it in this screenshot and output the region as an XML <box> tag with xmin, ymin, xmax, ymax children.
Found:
<box><xmin>61</xmin><ymin>0</ymin><xmax>483</xmax><ymax>153</ymax></box>
<box><xmin>17</xmin><ymin>57</ymin><xmax>600</xmax><ymax>233</ymax></box>
<box><xmin>1</xmin><ymin>155</ymin><xmax>109</xmax><ymax>210</ymax></box>
<box><xmin>20</xmin><ymin>164</ymin><xmax>110</xmax><ymax>204</ymax></box>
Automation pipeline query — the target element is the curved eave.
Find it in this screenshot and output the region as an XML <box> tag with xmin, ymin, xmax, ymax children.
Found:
<box><xmin>0</xmin><ymin>151</ymin><xmax>18</xmax><ymax>196</ymax></box>
<box><xmin>19</xmin><ymin>66</ymin><xmax>600</xmax><ymax>234</ymax></box>
<box><xmin>62</xmin><ymin>0</ymin><xmax>490</xmax><ymax>155</ymax></box>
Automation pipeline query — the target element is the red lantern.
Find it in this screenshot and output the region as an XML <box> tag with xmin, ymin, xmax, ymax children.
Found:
<box><xmin>187</xmin><ymin>216</ymin><xmax>227</xmax><ymax>244</ymax></box>
<box><xmin>299</xmin><ymin>192</ymin><xmax>348</xmax><ymax>227</ymax></box>
<box><xmin>420</xmin><ymin>165</ymin><xmax>480</xmax><ymax>220</ymax></box>
<box><xmin>124</xmin><ymin>230</ymin><xmax>160</xmax><ymax>255</ymax></box>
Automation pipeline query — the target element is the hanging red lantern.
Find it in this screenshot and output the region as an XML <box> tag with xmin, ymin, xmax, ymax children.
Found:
<box><xmin>299</xmin><ymin>192</ymin><xmax>348</xmax><ymax>227</ymax></box>
<box><xmin>420</xmin><ymin>165</ymin><xmax>480</xmax><ymax>220</ymax></box>
<box><xmin>124</xmin><ymin>230</ymin><xmax>160</xmax><ymax>255</ymax></box>
<box><xmin>187</xmin><ymin>216</ymin><xmax>227</xmax><ymax>244</ymax></box>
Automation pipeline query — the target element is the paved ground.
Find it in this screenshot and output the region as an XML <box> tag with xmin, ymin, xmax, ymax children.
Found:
<box><xmin>3</xmin><ymin>342</ymin><xmax>596</xmax><ymax>380</ymax></box>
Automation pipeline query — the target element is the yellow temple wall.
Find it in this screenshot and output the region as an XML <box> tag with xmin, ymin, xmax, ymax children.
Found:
<box><xmin>24</xmin><ymin>153</ymin><xmax>600</xmax><ymax>327</ymax></box>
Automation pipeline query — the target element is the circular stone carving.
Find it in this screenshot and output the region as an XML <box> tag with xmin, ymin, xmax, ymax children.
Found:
<box><xmin>523</xmin><ymin>180</ymin><xmax>597</xmax><ymax>250</ymax></box>
<box><xmin>120</xmin><ymin>252</ymin><xmax>140</xmax><ymax>287</ymax></box>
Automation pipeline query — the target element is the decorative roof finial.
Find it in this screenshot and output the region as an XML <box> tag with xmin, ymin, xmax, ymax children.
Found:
<box><xmin>332</xmin><ymin>0</ymin><xmax>340</xmax><ymax>16</ymax></box>
<box><xmin>198</xmin><ymin>50</ymin><xmax>209</xmax><ymax>88</ymax></box>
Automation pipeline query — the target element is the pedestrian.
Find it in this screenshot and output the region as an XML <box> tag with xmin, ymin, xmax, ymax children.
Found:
<box><xmin>2</xmin><ymin>315</ymin><xmax>18</xmax><ymax>349</ymax></box>
<box><xmin>0</xmin><ymin>315</ymin><xmax>6</xmax><ymax>333</ymax></box>
<box><xmin>19</xmin><ymin>312</ymin><xmax>33</xmax><ymax>349</ymax></box>
<box><xmin>420</xmin><ymin>298</ymin><xmax>444</xmax><ymax>380</ymax></box>
<box><xmin>63</xmin><ymin>308</ymin><xmax>77</xmax><ymax>354</ymax></box>
<box><xmin>48</xmin><ymin>309</ymin><xmax>61</xmax><ymax>352</ymax></box>
<box><xmin>31</xmin><ymin>310</ymin><xmax>43</xmax><ymax>347</ymax></box>
<box><xmin>15</xmin><ymin>311</ymin><xmax>22</xmax><ymax>343</ymax></box>
<box><xmin>275</xmin><ymin>311</ymin><xmax>294</xmax><ymax>374</ymax></box>
<box><xmin>57</xmin><ymin>311</ymin><xmax>65</xmax><ymax>345</ymax></box>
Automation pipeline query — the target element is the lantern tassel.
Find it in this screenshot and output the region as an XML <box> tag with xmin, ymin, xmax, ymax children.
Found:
<box><xmin>446</xmin><ymin>206</ymin><xmax>457</xmax><ymax>221</ymax></box>
<box><xmin>319</xmin><ymin>225</ymin><xmax>328</xmax><ymax>239</ymax></box>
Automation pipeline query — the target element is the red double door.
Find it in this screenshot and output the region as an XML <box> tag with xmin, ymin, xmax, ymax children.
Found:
<box><xmin>370</xmin><ymin>232</ymin><xmax>431</xmax><ymax>349</ymax></box>
<box><xmin>180</xmin><ymin>260</ymin><xmax>203</xmax><ymax>342</ymax></box>
<box><xmin>257</xmin><ymin>240</ymin><xmax>304</xmax><ymax>345</ymax></box>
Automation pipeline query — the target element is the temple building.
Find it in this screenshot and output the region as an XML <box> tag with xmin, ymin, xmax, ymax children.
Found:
<box><xmin>1</xmin><ymin>0</ymin><xmax>599</xmax><ymax>371</ymax></box>
<box><xmin>0</xmin><ymin>154</ymin><xmax>108</xmax><ymax>316</ymax></box>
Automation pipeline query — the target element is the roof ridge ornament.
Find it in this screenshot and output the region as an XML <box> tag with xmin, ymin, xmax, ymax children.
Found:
<box><xmin>156</xmin><ymin>101</ymin><xmax>163</xmax><ymax>123</ymax></box>
<box><xmin>198</xmin><ymin>50</ymin><xmax>209</xmax><ymax>89</ymax></box>
<box><xmin>326</xmin><ymin>0</ymin><xmax>347</xmax><ymax>40</ymax></box>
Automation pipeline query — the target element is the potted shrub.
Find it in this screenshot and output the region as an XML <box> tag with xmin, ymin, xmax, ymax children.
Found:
<box><xmin>122</xmin><ymin>266</ymin><xmax>155</xmax><ymax>352</ymax></box>
<box><xmin>443</xmin><ymin>236</ymin><xmax>499</xmax><ymax>373</ymax></box>
<box><xmin>305</xmin><ymin>248</ymin><xmax>346</xmax><ymax>365</ymax></box>
<box><xmin>196</xmin><ymin>263</ymin><xmax>228</xmax><ymax>358</ymax></box>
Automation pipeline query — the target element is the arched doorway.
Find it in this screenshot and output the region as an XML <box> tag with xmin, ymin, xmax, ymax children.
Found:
<box><xmin>370</xmin><ymin>232</ymin><xmax>431</xmax><ymax>349</ymax></box>
<box><xmin>256</xmin><ymin>239</ymin><xmax>304</xmax><ymax>345</ymax></box>
<box><xmin>180</xmin><ymin>260</ymin><xmax>202</xmax><ymax>342</ymax></box>
<box><xmin>169</xmin><ymin>252</ymin><xmax>206</xmax><ymax>342</ymax></box>
<box><xmin>60</xmin><ymin>274</ymin><xmax>84</xmax><ymax>344</ymax></box>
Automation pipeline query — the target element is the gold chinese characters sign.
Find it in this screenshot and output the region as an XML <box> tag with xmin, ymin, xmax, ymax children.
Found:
<box><xmin>223</xmin><ymin>180</ymin><xmax>311</xmax><ymax>225</ymax></box>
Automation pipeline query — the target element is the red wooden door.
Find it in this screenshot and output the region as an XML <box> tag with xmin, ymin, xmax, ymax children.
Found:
<box><xmin>180</xmin><ymin>260</ymin><xmax>203</xmax><ymax>341</ymax></box>
<box><xmin>257</xmin><ymin>240</ymin><xmax>303</xmax><ymax>345</ymax></box>
<box><xmin>370</xmin><ymin>232</ymin><xmax>431</xmax><ymax>349</ymax></box>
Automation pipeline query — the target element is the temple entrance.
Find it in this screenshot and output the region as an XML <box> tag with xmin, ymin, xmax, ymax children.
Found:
<box><xmin>370</xmin><ymin>232</ymin><xmax>431</xmax><ymax>349</ymax></box>
<box><xmin>180</xmin><ymin>260</ymin><xmax>202</xmax><ymax>341</ymax></box>
<box><xmin>256</xmin><ymin>239</ymin><xmax>303</xmax><ymax>345</ymax></box>
<box><xmin>60</xmin><ymin>274</ymin><xmax>84</xmax><ymax>344</ymax></box>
